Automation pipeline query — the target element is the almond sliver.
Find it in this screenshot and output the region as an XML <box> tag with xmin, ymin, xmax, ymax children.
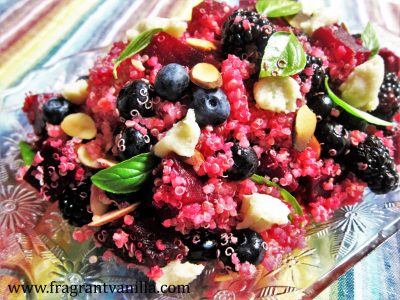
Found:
<box><xmin>190</xmin><ymin>63</ymin><xmax>222</xmax><ymax>89</ymax></box>
<box><xmin>88</xmin><ymin>203</ymin><xmax>140</xmax><ymax>227</ymax></box>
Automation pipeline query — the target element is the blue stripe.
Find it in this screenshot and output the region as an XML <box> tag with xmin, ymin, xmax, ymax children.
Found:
<box><xmin>338</xmin><ymin>268</ymin><xmax>354</xmax><ymax>299</ymax></box>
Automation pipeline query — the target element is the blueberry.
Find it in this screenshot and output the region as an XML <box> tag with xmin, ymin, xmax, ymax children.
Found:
<box><xmin>42</xmin><ymin>97</ymin><xmax>74</xmax><ymax>125</ymax></box>
<box><xmin>116</xmin><ymin>127</ymin><xmax>151</xmax><ymax>161</ymax></box>
<box><xmin>218</xmin><ymin>229</ymin><xmax>265</xmax><ymax>269</ymax></box>
<box><xmin>307</xmin><ymin>93</ymin><xmax>333</xmax><ymax>120</ymax></box>
<box><xmin>183</xmin><ymin>229</ymin><xmax>218</xmax><ymax>262</ymax></box>
<box><xmin>154</xmin><ymin>63</ymin><xmax>189</xmax><ymax>101</ymax></box>
<box><xmin>335</xmin><ymin>108</ymin><xmax>368</xmax><ymax>132</ymax></box>
<box><xmin>315</xmin><ymin>122</ymin><xmax>350</xmax><ymax>158</ymax></box>
<box><xmin>226</xmin><ymin>143</ymin><xmax>259</xmax><ymax>180</ymax></box>
<box><xmin>117</xmin><ymin>80</ymin><xmax>155</xmax><ymax>120</ymax></box>
<box><xmin>191</xmin><ymin>88</ymin><xmax>230</xmax><ymax>127</ymax></box>
<box><xmin>77</xmin><ymin>75</ymin><xmax>89</xmax><ymax>81</ymax></box>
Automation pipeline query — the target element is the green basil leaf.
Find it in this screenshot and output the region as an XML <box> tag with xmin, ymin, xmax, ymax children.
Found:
<box><xmin>259</xmin><ymin>31</ymin><xmax>306</xmax><ymax>78</ymax></box>
<box><xmin>91</xmin><ymin>152</ymin><xmax>157</xmax><ymax>194</ymax></box>
<box><xmin>256</xmin><ymin>0</ymin><xmax>302</xmax><ymax>18</ymax></box>
<box><xmin>19</xmin><ymin>141</ymin><xmax>35</xmax><ymax>166</ymax></box>
<box><xmin>361</xmin><ymin>22</ymin><xmax>379</xmax><ymax>57</ymax></box>
<box><xmin>113</xmin><ymin>28</ymin><xmax>163</xmax><ymax>79</ymax></box>
<box><xmin>324</xmin><ymin>77</ymin><xmax>393</xmax><ymax>127</ymax></box>
<box><xmin>250</xmin><ymin>174</ymin><xmax>303</xmax><ymax>215</ymax></box>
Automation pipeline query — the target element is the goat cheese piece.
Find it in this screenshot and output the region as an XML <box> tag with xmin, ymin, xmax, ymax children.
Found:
<box><xmin>254</xmin><ymin>77</ymin><xmax>301</xmax><ymax>113</ymax></box>
<box><xmin>156</xmin><ymin>260</ymin><xmax>204</xmax><ymax>290</ymax></box>
<box><xmin>339</xmin><ymin>55</ymin><xmax>385</xmax><ymax>111</ymax></box>
<box><xmin>154</xmin><ymin>109</ymin><xmax>200</xmax><ymax>158</ymax></box>
<box><xmin>237</xmin><ymin>193</ymin><xmax>290</xmax><ymax>232</ymax></box>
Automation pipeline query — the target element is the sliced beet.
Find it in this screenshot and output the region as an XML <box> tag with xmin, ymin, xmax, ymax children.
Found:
<box><xmin>379</xmin><ymin>48</ymin><xmax>400</xmax><ymax>76</ymax></box>
<box><xmin>312</xmin><ymin>25</ymin><xmax>371</xmax><ymax>65</ymax></box>
<box><xmin>170</xmin><ymin>155</ymin><xmax>206</xmax><ymax>204</ymax></box>
<box><xmin>142</xmin><ymin>32</ymin><xmax>207</xmax><ymax>67</ymax></box>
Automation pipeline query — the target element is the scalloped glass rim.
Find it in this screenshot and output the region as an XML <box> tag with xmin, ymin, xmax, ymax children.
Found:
<box><xmin>1</xmin><ymin>11</ymin><xmax>400</xmax><ymax>299</ymax></box>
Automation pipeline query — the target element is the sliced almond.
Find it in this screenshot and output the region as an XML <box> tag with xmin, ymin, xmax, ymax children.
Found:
<box><xmin>131</xmin><ymin>59</ymin><xmax>145</xmax><ymax>71</ymax></box>
<box><xmin>293</xmin><ymin>105</ymin><xmax>317</xmax><ymax>152</ymax></box>
<box><xmin>186</xmin><ymin>38</ymin><xmax>217</xmax><ymax>51</ymax></box>
<box><xmin>62</xmin><ymin>79</ymin><xmax>88</xmax><ymax>105</ymax></box>
<box><xmin>190</xmin><ymin>63</ymin><xmax>222</xmax><ymax>89</ymax></box>
<box><xmin>60</xmin><ymin>113</ymin><xmax>97</xmax><ymax>140</ymax></box>
<box><xmin>78</xmin><ymin>145</ymin><xmax>101</xmax><ymax>169</ymax></box>
<box><xmin>90</xmin><ymin>185</ymin><xmax>112</xmax><ymax>216</ymax></box>
<box><xmin>214</xmin><ymin>272</ymin><xmax>240</xmax><ymax>282</ymax></box>
<box><xmin>182</xmin><ymin>149</ymin><xmax>205</xmax><ymax>167</ymax></box>
<box><xmin>309</xmin><ymin>135</ymin><xmax>321</xmax><ymax>158</ymax></box>
<box><xmin>97</xmin><ymin>157</ymin><xmax>118</xmax><ymax>168</ymax></box>
<box><xmin>88</xmin><ymin>203</ymin><xmax>140</xmax><ymax>227</ymax></box>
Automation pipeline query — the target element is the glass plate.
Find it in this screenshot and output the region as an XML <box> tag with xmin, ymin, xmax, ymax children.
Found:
<box><xmin>0</xmin><ymin>1</ymin><xmax>399</xmax><ymax>299</ymax></box>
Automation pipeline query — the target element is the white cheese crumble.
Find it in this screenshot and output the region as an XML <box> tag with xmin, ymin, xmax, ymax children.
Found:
<box><xmin>237</xmin><ymin>193</ymin><xmax>290</xmax><ymax>232</ymax></box>
<box><xmin>153</xmin><ymin>109</ymin><xmax>200</xmax><ymax>158</ymax></box>
<box><xmin>253</xmin><ymin>77</ymin><xmax>301</xmax><ymax>113</ymax></box>
<box><xmin>299</xmin><ymin>8</ymin><xmax>339</xmax><ymax>35</ymax></box>
<box><xmin>156</xmin><ymin>260</ymin><xmax>204</xmax><ymax>290</ymax></box>
<box><xmin>339</xmin><ymin>55</ymin><xmax>385</xmax><ymax>111</ymax></box>
<box><xmin>127</xmin><ymin>17</ymin><xmax>187</xmax><ymax>40</ymax></box>
<box><xmin>288</xmin><ymin>0</ymin><xmax>339</xmax><ymax>35</ymax></box>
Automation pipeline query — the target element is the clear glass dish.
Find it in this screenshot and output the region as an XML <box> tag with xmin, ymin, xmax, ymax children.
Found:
<box><xmin>0</xmin><ymin>1</ymin><xmax>399</xmax><ymax>299</ymax></box>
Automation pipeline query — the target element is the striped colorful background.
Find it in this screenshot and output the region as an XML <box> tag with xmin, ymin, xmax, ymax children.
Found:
<box><xmin>0</xmin><ymin>0</ymin><xmax>202</xmax><ymax>91</ymax></box>
<box><xmin>0</xmin><ymin>0</ymin><xmax>399</xmax><ymax>299</ymax></box>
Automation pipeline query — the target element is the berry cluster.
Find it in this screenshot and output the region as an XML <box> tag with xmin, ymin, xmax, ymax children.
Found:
<box><xmin>183</xmin><ymin>228</ymin><xmax>265</xmax><ymax>271</ymax></box>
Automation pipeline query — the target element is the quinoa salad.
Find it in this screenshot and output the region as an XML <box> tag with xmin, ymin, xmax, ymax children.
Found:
<box><xmin>18</xmin><ymin>0</ymin><xmax>400</xmax><ymax>287</ymax></box>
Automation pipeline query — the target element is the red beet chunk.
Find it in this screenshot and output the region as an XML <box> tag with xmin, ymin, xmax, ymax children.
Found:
<box><xmin>142</xmin><ymin>32</ymin><xmax>207</xmax><ymax>67</ymax></box>
<box><xmin>170</xmin><ymin>156</ymin><xmax>206</xmax><ymax>204</ymax></box>
<box><xmin>312</xmin><ymin>25</ymin><xmax>371</xmax><ymax>64</ymax></box>
<box><xmin>379</xmin><ymin>48</ymin><xmax>400</xmax><ymax>76</ymax></box>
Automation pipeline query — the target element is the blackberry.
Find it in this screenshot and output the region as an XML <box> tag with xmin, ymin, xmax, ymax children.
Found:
<box><xmin>300</xmin><ymin>55</ymin><xmax>326</xmax><ymax>94</ymax></box>
<box><xmin>221</xmin><ymin>9</ymin><xmax>275</xmax><ymax>61</ymax></box>
<box><xmin>58</xmin><ymin>179</ymin><xmax>93</xmax><ymax>227</ymax></box>
<box><xmin>371</xmin><ymin>72</ymin><xmax>400</xmax><ymax>121</ymax></box>
<box><xmin>105</xmin><ymin>178</ymin><xmax>155</xmax><ymax>205</ymax></box>
<box><xmin>24</xmin><ymin>145</ymin><xmax>75</xmax><ymax>201</ymax></box>
<box><xmin>95</xmin><ymin>206</ymin><xmax>186</xmax><ymax>267</ymax></box>
<box><xmin>345</xmin><ymin>135</ymin><xmax>399</xmax><ymax>194</ymax></box>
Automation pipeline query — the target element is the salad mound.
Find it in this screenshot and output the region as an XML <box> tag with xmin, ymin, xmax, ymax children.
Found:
<box><xmin>19</xmin><ymin>0</ymin><xmax>399</xmax><ymax>286</ymax></box>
